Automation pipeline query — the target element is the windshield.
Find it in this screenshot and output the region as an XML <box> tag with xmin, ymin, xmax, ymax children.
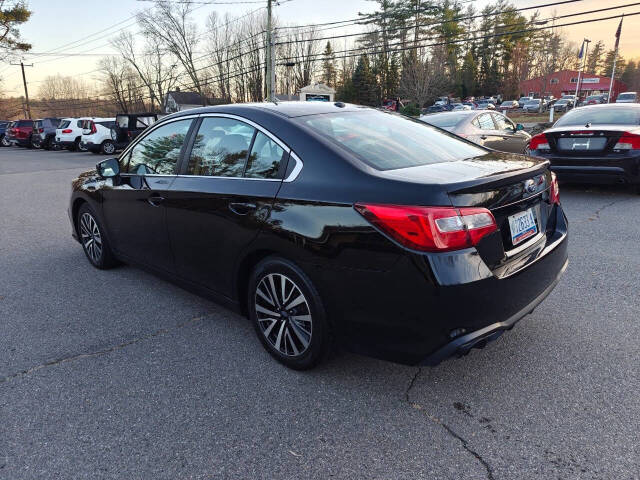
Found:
<box><xmin>300</xmin><ymin>110</ymin><xmax>486</xmax><ymax>171</ymax></box>
<box><xmin>554</xmin><ymin>107</ymin><xmax>640</xmax><ymax>127</ymax></box>
<box><xmin>556</xmin><ymin>100</ymin><xmax>568</xmax><ymax>104</ymax></box>
<box><xmin>617</xmin><ymin>93</ymin><xmax>636</xmax><ymax>100</ymax></box>
<box><xmin>526</xmin><ymin>100</ymin><xmax>540</xmax><ymax>105</ymax></box>
<box><xmin>420</xmin><ymin>112</ymin><xmax>470</xmax><ymax>128</ymax></box>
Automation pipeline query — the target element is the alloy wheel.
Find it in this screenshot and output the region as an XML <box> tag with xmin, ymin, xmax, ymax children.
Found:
<box><xmin>255</xmin><ymin>273</ymin><xmax>312</xmax><ymax>357</ymax></box>
<box><xmin>79</xmin><ymin>212</ymin><xmax>103</xmax><ymax>264</ymax></box>
<box><xmin>103</xmin><ymin>142</ymin><xmax>115</xmax><ymax>154</ymax></box>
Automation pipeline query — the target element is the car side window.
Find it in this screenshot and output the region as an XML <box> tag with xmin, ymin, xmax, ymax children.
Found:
<box><xmin>124</xmin><ymin>119</ymin><xmax>192</xmax><ymax>175</ymax></box>
<box><xmin>245</xmin><ymin>132</ymin><xmax>286</xmax><ymax>179</ymax></box>
<box><xmin>187</xmin><ymin>117</ymin><xmax>255</xmax><ymax>177</ymax></box>
<box><xmin>76</xmin><ymin>120</ymin><xmax>83</xmax><ymax>128</ymax></box>
<box><xmin>473</xmin><ymin>113</ymin><xmax>495</xmax><ymax>130</ymax></box>
<box><xmin>492</xmin><ymin>113</ymin><xmax>514</xmax><ymax>131</ymax></box>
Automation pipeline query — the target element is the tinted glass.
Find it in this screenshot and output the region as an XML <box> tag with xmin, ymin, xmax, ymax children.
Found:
<box><xmin>125</xmin><ymin>119</ymin><xmax>192</xmax><ymax>175</ymax></box>
<box><xmin>617</xmin><ymin>93</ymin><xmax>636</xmax><ymax>100</ymax></box>
<box><xmin>16</xmin><ymin>120</ymin><xmax>32</xmax><ymax>127</ymax></box>
<box><xmin>245</xmin><ymin>132</ymin><xmax>286</xmax><ymax>179</ymax></box>
<box><xmin>59</xmin><ymin>120</ymin><xmax>70</xmax><ymax>129</ymax></box>
<box><xmin>420</xmin><ymin>112</ymin><xmax>470</xmax><ymax>128</ymax></box>
<box><xmin>34</xmin><ymin>121</ymin><xmax>42</xmax><ymax>129</ymax></box>
<box><xmin>300</xmin><ymin>110</ymin><xmax>486</xmax><ymax>171</ymax></box>
<box><xmin>97</xmin><ymin>121</ymin><xmax>116</xmax><ymax>128</ymax></box>
<box><xmin>473</xmin><ymin>113</ymin><xmax>495</xmax><ymax>130</ymax></box>
<box><xmin>187</xmin><ymin>117</ymin><xmax>254</xmax><ymax>177</ymax></box>
<box><xmin>554</xmin><ymin>107</ymin><xmax>640</xmax><ymax>127</ymax></box>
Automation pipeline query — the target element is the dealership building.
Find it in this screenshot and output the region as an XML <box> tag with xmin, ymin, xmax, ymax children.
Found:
<box><xmin>519</xmin><ymin>69</ymin><xmax>627</xmax><ymax>99</ymax></box>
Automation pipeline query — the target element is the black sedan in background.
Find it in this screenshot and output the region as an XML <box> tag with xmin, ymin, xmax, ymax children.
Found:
<box><xmin>420</xmin><ymin>110</ymin><xmax>531</xmax><ymax>154</ymax></box>
<box><xmin>530</xmin><ymin>104</ymin><xmax>640</xmax><ymax>191</ymax></box>
<box><xmin>69</xmin><ymin>103</ymin><xmax>568</xmax><ymax>369</ymax></box>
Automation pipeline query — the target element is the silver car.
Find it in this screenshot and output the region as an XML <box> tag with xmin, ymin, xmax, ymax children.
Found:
<box><xmin>523</xmin><ymin>99</ymin><xmax>543</xmax><ymax>113</ymax></box>
<box><xmin>419</xmin><ymin>110</ymin><xmax>532</xmax><ymax>154</ymax></box>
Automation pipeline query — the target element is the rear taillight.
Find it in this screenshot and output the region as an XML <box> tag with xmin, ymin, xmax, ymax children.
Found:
<box><xmin>90</xmin><ymin>122</ymin><xmax>97</xmax><ymax>134</ymax></box>
<box><xmin>39</xmin><ymin>128</ymin><xmax>44</xmax><ymax>133</ymax></box>
<box><xmin>613</xmin><ymin>132</ymin><xmax>640</xmax><ymax>150</ymax></box>
<box><xmin>530</xmin><ymin>133</ymin><xmax>550</xmax><ymax>150</ymax></box>
<box><xmin>354</xmin><ymin>204</ymin><xmax>497</xmax><ymax>252</ymax></box>
<box><xmin>549</xmin><ymin>172</ymin><xmax>560</xmax><ymax>205</ymax></box>
<box><xmin>61</xmin><ymin>129</ymin><xmax>72</xmax><ymax>134</ymax></box>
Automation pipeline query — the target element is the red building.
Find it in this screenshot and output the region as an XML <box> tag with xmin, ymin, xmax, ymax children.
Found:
<box><xmin>519</xmin><ymin>69</ymin><xmax>627</xmax><ymax>100</ymax></box>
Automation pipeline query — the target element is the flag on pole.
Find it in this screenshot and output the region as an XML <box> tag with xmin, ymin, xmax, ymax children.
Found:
<box><xmin>578</xmin><ymin>41</ymin><xmax>584</xmax><ymax>59</ymax></box>
<box><xmin>614</xmin><ymin>16</ymin><xmax>623</xmax><ymax>51</ymax></box>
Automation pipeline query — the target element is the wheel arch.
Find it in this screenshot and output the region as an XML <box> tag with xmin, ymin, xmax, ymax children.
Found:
<box><xmin>71</xmin><ymin>197</ymin><xmax>88</xmax><ymax>236</ymax></box>
<box><xmin>234</xmin><ymin>248</ymin><xmax>278</xmax><ymax>317</ymax></box>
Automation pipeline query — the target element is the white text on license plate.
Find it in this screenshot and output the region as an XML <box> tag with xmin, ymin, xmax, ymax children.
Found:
<box><xmin>508</xmin><ymin>208</ymin><xmax>537</xmax><ymax>246</ymax></box>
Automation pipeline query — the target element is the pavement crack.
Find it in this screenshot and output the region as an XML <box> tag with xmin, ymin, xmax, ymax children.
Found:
<box><xmin>0</xmin><ymin>314</ymin><xmax>208</xmax><ymax>385</ymax></box>
<box><xmin>404</xmin><ymin>367</ymin><xmax>496</xmax><ymax>480</ymax></box>
<box><xmin>585</xmin><ymin>198</ymin><xmax>628</xmax><ymax>222</ymax></box>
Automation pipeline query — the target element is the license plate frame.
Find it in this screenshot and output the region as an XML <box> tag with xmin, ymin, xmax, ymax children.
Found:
<box><xmin>508</xmin><ymin>208</ymin><xmax>538</xmax><ymax>246</ymax></box>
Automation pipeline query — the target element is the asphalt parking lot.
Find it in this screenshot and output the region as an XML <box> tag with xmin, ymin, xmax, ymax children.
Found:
<box><xmin>1</xmin><ymin>147</ymin><xmax>639</xmax><ymax>480</ymax></box>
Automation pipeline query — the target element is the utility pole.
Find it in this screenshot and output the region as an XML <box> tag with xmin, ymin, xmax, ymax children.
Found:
<box><xmin>11</xmin><ymin>61</ymin><xmax>33</xmax><ymax>119</ymax></box>
<box><xmin>266</xmin><ymin>0</ymin><xmax>276</xmax><ymax>102</ymax></box>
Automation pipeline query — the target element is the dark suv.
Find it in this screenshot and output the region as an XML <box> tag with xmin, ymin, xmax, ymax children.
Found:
<box><xmin>112</xmin><ymin>113</ymin><xmax>158</xmax><ymax>150</ymax></box>
<box><xmin>0</xmin><ymin>121</ymin><xmax>10</xmax><ymax>146</ymax></box>
<box><xmin>32</xmin><ymin>118</ymin><xmax>61</xmax><ymax>150</ymax></box>
<box><xmin>10</xmin><ymin>119</ymin><xmax>35</xmax><ymax>147</ymax></box>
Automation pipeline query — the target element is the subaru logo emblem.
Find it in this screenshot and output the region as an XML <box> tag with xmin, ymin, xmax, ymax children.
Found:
<box><xmin>524</xmin><ymin>179</ymin><xmax>536</xmax><ymax>193</ymax></box>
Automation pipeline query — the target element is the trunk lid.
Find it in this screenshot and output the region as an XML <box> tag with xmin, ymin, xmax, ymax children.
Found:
<box><xmin>542</xmin><ymin>125</ymin><xmax>632</xmax><ymax>156</ymax></box>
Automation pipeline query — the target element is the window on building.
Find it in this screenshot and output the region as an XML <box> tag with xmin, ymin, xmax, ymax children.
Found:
<box><xmin>550</xmin><ymin>78</ymin><xmax>559</xmax><ymax>84</ymax></box>
<box><xmin>570</xmin><ymin>77</ymin><xmax>579</xmax><ymax>83</ymax></box>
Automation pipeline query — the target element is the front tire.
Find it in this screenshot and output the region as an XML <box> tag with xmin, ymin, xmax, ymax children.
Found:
<box><xmin>76</xmin><ymin>138</ymin><xmax>87</xmax><ymax>152</ymax></box>
<box><xmin>248</xmin><ymin>257</ymin><xmax>331</xmax><ymax>370</ymax></box>
<box><xmin>1</xmin><ymin>135</ymin><xmax>10</xmax><ymax>147</ymax></box>
<box><xmin>77</xmin><ymin>204</ymin><xmax>117</xmax><ymax>269</ymax></box>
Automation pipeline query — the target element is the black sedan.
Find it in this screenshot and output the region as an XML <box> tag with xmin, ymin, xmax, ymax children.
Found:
<box><xmin>420</xmin><ymin>110</ymin><xmax>531</xmax><ymax>154</ymax></box>
<box><xmin>68</xmin><ymin>102</ymin><xmax>568</xmax><ymax>369</ymax></box>
<box><xmin>529</xmin><ymin>103</ymin><xmax>640</xmax><ymax>191</ymax></box>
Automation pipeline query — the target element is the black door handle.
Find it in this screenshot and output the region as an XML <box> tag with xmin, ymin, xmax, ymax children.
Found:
<box><xmin>229</xmin><ymin>202</ymin><xmax>257</xmax><ymax>215</ymax></box>
<box><xmin>147</xmin><ymin>195</ymin><xmax>165</xmax><ymax>207</ymax></box>
<box><xmin>480</xmin><ymin>135</ymin><xmax>488</xmax><ymax>140</ymax></box>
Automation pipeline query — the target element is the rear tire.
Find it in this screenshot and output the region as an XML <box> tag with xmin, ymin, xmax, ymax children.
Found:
<box><xmin>76</xmin><ymin>138</ymin><xmax>87</xmax><ymax>152</ymax></box>
<box><xmin>1</xmin><ymin>135</ymin><xmax>9</xmax><ymax>147</ymax></box>
<box><xmin>77</xmin><ymin>204</ymin><xmax>118</xmax><ymax>269</ymax></box>
<box><xmin>101</xmin><ymin>140</ymin><xmax>115</xmax><ymax>155</ymax></box>
<box><xmin>248</xmin><ymin>256</ymin><xmax>331</xmax><ymax>370</ymax></box>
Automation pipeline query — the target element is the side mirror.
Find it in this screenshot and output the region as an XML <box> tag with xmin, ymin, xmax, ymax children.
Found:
<box><xmin>97</xmin><ymin>157</ymin><xmax>120</xmax><ymax>178</ymax></box>
<box><xmin>516</xmin><ymin>123</ymin><xmax>524</xmax><ymax>131</ymax></box>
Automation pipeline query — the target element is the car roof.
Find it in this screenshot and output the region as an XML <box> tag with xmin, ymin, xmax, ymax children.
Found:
<box><xmin>165</xmin><ymin>102</ymin><xmax>369</xmax><ymax>120</ymax></box>
<box><xmin>619</xmin><ymin>91</ymin><xmax>637</xmax><ymax>95</ymax></box>
<box><xmin>575</xmin><ymin>103</ymin><xmax>640</xmax><ymax>110</ymax></box>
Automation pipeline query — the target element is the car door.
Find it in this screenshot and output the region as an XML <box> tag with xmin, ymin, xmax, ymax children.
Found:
<box><xmin>470</xmin><ymin>113</ymin><xmax>501</xmax><ymax>149</ymax></box>
<box><xmin>491</xmin><ymin>113</ymin><xmax>528</xmax><ymax>153</ymax></box>
<box><xmin>166</xmin><ymin>115</ymin><xmax>289</xmax><ymax>297</ymax></box>
<box><xmin>100</xmin><ymin>117</ymin><xmax>195</xmax><ymax>272</ymax></box>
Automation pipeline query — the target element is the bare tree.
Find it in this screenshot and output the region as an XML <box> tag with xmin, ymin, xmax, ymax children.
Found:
<box><xmin>112</xmin><ymin>31</ymin><xmax>178</xmax><ymax>112</ymax></box>
<box><xmin>291</xmin><ymin>27</ymin><xmax>321</xmax><ymax>90</ymax></box>
<box><xmin>398</xmin><ymin>46</ymin><xmax>449</xmax><ymax>107</ymax></box>
<box><xmin>138</xmin><ymin>1</ymin><xmax>204</xmax><ymax>102</ymax></box>
<box><xmin>97</xmin><ymin>57</ymin><xmax>146</xmax><ymax>113</ymax></box>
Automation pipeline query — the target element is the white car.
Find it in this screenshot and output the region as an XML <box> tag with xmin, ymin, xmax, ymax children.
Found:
<box><xmin>452</xmin><ymin>104</ymin><xmax>471</xmax><ymax>111</ymax></box>
<box><xmin>616</xmin><ymin>92</ymin><xmax>637</xmax><ymax>103</ymax></box>
<box><xmin>80</xmin><ymin>118</ymin><xmax>117</xmax><ymax>155</ymax></box>
<box><xmin>55</xmin><ymin>117</ymin><xmax>94</xmax><ymax>151</ymax></box>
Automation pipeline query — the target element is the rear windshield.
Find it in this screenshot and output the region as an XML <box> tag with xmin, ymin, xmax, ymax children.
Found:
<box><xmin>299</xmin><ymin>110</ymin><xmax>486</xmax><ymax>171</ymax></box>
<box><xmin>97</xmin><ymin>121</ymin><xmax>116</xmax><ymax>128</ymax></box>
<box><xmin>59</xmin><ymin>120</ymin><xmax>71</xmax><ymax>129</ymax></box>
<box><xmin>34</xmin><ymin>121</ymin><xmax>42</xmax><ymax>128</ymax></box>
<box><xmin>554</xmin><ymin>107</ymin><xmax>640</xmax><ymax>126</ymax></box>
<box><xmin>16</xmin><ymin>120</ymin><xmax>32</xmax><ymax>127</ymax></box>
<box><xmin>617</xmin><ymin>93</ymin><xmax>636</xmax><ymax>100</ymax></box>
<box><xmin>420</xmin><ymin>112</ymin><xmax>470</xmax><ymax>128</ymax></box>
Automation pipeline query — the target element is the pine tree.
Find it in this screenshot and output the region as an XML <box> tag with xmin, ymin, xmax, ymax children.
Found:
<box><xmin>321</xmin><ymin>42</ymin><xmax>337</xmax><ymax>87</ymax></box>
<box><xmin>602</xmin><ymin>49</ymin><xmax>626</xmax><ymax>79</ymax></box>
<box><xmin>586</xmin><ymin>41</ymin><xmax>605</xmax><ymax>75</ymax></box>
<box><xmin>352</xmin><ymin>54</ymin><xmax>378</xmax><ymax>106</ymax></box>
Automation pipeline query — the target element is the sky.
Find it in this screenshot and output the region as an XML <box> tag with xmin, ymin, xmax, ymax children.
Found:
<box><xmin>2</xmin><ymin>0</ymin><xmax>638</xmax><ymax>98</ymax></box>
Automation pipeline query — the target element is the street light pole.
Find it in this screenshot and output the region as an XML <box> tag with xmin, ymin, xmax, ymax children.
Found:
<box><xmin>11</xmin><ymin>61</ymin><xmax>34</xmax><ymax>119</ymax></box>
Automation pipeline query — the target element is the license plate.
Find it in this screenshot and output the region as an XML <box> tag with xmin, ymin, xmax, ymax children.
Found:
<box><xmin>508</xmin><ymin>208</ymin><xmax>538</xmax><ymax>246</ymax></box>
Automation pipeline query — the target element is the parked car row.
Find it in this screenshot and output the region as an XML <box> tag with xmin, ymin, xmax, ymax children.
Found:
<box><xmin>0</xmin><ymin>113</ymin><xmax>159</xmax><ymax>153</ymax></box>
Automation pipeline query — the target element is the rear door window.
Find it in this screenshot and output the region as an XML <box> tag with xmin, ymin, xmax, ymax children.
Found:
<box><xmin>472</xmin><ymin>113</ymin><xmax>496</xmax><ymax>130</ymax></box>
<box><xmin>59</xmin><ymin>120</ymin><xmax>71</xmax><ymax>129</ymax></box>
<box><xmin>245</xmin><ymin>132</ymin><xmax>286</xmax><ymax>179</ymax></box>
<box><xmin>187</xmin><ymin>117</ymin><xmax>255</xmax><ymax>177</ymax></box>
<box><xmin>492</xmin><ymin>113</ymin><xmax>514</xmax><ymax>131</ymax></box>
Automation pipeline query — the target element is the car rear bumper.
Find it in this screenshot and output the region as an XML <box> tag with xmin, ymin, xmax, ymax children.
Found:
<box><xmin>319</xmin><ymin>206</ymin><xmax>569</xmax><ymax>366</ymax></box>
<box><xmin>545</xmin><ymin>153</ymin><xmax>640</xmax><ymax>184</ymax></box>
<box><xmin>55</xmin><ymin>140</ymin><xmax>76</xmax><ymax>148</ymax></box>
